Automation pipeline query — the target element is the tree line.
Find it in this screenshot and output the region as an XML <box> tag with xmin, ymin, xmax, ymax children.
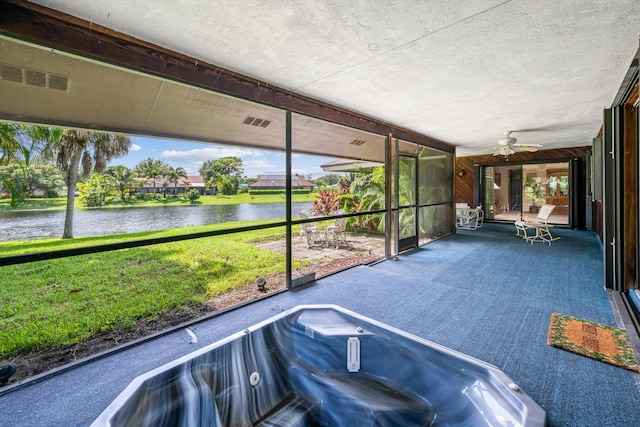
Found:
<box><xmin>1</xmin><ymin>124</ymin><xmax>130</xmax><ymax>238</ymax></box>
<box><xmin>1</xmin><ymin>123</ymin><xmax>417</xmax><ymax>240</ymax></box>
<box><xmin>0</xmin><ymin>123</ymin><xmax>245</xmax><ymax>239</ymax></box>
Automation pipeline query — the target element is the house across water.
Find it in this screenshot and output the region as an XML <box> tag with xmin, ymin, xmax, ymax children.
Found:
<box><xmin>1</xmin><ymin>2</ymin><xmax>640</xmax><ymax>426</ymax></box>
<box><xmin>249</xmin><ymin>174</ymin><xmax>314</xmax><ymax>192</ymax></box>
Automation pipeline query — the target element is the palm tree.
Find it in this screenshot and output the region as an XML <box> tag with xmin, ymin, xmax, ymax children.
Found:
<box><xmin>51</xmin><ymin>129</ymin><xmax>130</xmax><ymax>239</ymax></box>
<box><xmin>0</xmin><ymin>123</ymin><xmax>20</xmax><ymax>166</ymax></box>
<box><xmin>19</xmin><ymin>125</ymin><xmax>63</xmax><ymax>167</ymax></box>
<box><xmin>1</xmin><ymin>123</ymin><xmax>63</xmax><ymax>207</ymax></box>
<box><xmin>1</xmin><ymin>123</ymin><xmax>63</xmax><ymax>167</ymax></box>
<box><xmin>163</xmin><ymin>166</ymin><xmax>188</xmax><ymax>197</ymax></box>
<box><xmin>104</xmin><ymin>165</ymin><xmax>138</xmax><ymax>201</ymax></box>
<box><xmin>396</xmin><ymin>158</ymin><xmax>418</xmax><ymax>237</ymax></box>
<box><xmin>133</xmin><ymin>158</ymin><xmax>166</xmax><ymax>198</ymax></box>
<box><xmin>348</xmin><ymin>166</ymin><xmax>386</xmax><ymax>232</ymax></box>
<box><xmin>0</xmin><ymin>123</ymin><xmax>21</xmax><ymax>207</ymax></box>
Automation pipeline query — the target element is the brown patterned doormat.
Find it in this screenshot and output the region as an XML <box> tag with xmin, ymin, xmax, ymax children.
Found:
<box><xmin>548</xmin><ymin>313</ymin><xmax>640</xmax><ymax>372</ymax></box>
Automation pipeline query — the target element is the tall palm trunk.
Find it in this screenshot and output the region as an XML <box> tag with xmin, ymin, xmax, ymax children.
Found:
<box><xmin>62</xmin><ymin>148</ymin><xmax>82</xmax><ymax>239</ymax></box>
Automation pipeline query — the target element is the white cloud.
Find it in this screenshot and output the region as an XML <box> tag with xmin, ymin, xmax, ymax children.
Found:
<box><xmin>162</xmin><ymin>147</ymin><xmax>263</xmax><ymax>164</ymax></box>
<box><xmin>244</xmin><ymin>159</ymin><xmax>274</xmax><ymax>170</ymax></box>
<box><xmin>130</xmin><ymin>143</ymin><xmax>142</xmax><ymax>151</ymax></box>
<box><xmin>292</xmin><ymin>168</ymin><xmax>323</xmax><ymax>177</ymax></box>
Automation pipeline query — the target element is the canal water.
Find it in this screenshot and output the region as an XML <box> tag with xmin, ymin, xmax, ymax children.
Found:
<box><xmin>0</xmin><ymin>202</ymin><xmax>313</xmax><ymax>241</ymax></box>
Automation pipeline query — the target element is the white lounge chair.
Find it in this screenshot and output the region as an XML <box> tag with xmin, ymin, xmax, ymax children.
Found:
<box><xmin>514</xmin><ymin>204</ymin><xmax>560</xmax><ymax>245</ymax></box>
<box><xmin>456</xmin><ymin>203</ymin><xmax>479</xmax><ymax>230</ymax></box>
<box><xmin>475</xmin><ymin>205</ymin><xmax>484</xmax><ymax>228</ymax></box>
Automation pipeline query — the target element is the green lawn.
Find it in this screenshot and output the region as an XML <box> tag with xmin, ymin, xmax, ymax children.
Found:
<box><xmin>0</xmin><ymin>192</ymin><xmax>316</xmax><ymax>212</ymax></box>
<box><xmin>0</xmin><ymin>197</ymin><xmax>67</xmax><ymax>211</ymax></box>
<box><xmin>0</xmin><ymin>220</ymin><xmax>284</xmax><ymax>257</ymax></box>
<box><xmin>0</xmin><ymin>194</ymin><xmax>316</xmax><ymax>358</ymax></box>
<box><xmin>0</xmin><ymin>224</ymin><xmax>306</xmax><ymax>357</ymax></box>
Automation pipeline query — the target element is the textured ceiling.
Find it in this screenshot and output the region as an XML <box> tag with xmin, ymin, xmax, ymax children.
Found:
<box><xmin>28</xmin><ymin>0</ymin><xmax>640</xmax><ymax>155</ymax></box>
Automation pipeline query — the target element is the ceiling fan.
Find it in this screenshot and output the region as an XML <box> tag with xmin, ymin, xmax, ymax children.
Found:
<box><xmin>493</xmin><ymin>131</ymin><xmax>543</xmax><ymax>157</ymax></box>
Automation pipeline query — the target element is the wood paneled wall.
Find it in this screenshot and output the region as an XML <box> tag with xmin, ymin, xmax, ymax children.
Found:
<box><xmin>455</xmin><ymin>146</ymin><xmax>592</xmax><ymax>228</ymax></box>
<box><xmin>622</xmin><ymin>85</ymin><xmax>638</xmax><ymax>291</ymax></box>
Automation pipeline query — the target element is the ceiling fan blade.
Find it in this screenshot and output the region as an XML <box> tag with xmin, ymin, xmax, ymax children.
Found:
<box><xmin>517</xmin><ymin>146</ymin><xmax>539</xmax><ymax>152</ymax></box>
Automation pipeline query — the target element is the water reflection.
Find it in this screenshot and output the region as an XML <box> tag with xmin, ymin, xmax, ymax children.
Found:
<box><xmin>0</xmin><ymin>202</ymin><xmax>311</xmax><ymax>241</ymax></box>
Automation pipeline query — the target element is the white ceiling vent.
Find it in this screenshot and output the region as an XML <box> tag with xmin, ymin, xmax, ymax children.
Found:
<box><xmin>350</xmin><ymin>139</ymin><xmax>366</xmax><ymax>146</ymax></box>
<box><xmin>242</xmin><ymin>116</ymin><xmax>271</xmax><ymax>128</ymax></box>
<box><xmin>0</xmin><ymin>64</ymin><xmax>68</xmax><ymax>91</ymax></box>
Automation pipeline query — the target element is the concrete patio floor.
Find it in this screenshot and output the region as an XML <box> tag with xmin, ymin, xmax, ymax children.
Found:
<box><xmin>257</xmin><ymin>232</ymin><xmax>386</xmax><ymax>263</ymax></box>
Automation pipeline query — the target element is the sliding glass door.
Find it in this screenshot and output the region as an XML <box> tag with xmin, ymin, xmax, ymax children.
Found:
<box><xmin>482</xmin><ymin>162</ymin><xmax>570</xmax><ymax>224</ymax></box>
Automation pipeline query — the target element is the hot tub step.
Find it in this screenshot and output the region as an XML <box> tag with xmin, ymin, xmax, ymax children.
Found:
<box><xmin>254</xmin><ymin>394</ymin><xmax>319</xmax><ymax>427</ymax></box>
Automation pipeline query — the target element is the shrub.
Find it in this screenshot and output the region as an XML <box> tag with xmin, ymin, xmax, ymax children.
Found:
<box><xmin>310</xmin><ymin>189</ymin><xmax>343</xmax><ymax>216</ymax></box>
<box><xmin>187</xmin><ymin>189</ymin><xmax>201</xmax><ymax>204</ymax></box>
<box><xmin>77</xmin><ymin>173</ymin><xmax>107</xmax><ymax>207</ymax></box>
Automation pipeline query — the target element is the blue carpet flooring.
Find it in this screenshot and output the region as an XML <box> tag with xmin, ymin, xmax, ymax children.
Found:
<box><xmin>1</xmin><ymin>223</ymin><xmax>639</xmax><ymax>426</ymax></box>
<box><xmin>364</xmin><ymin>224</ymin><xmax>640</xmax><ymax>426</ymax></box>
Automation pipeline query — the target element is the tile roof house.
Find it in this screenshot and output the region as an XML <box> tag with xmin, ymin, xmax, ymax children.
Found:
<box><xmin>3</xmin><ymin>2</ymin><xmax>640</xmax><ymax>426</ymax></box>
<box><xmin>136</xmin><ymin>176</ymin><xmax>212</xmax><ymax>195</ymax></box>
<box><xmin>248</xmin><ymin>174</ymin><xmax>314</xmax><ymax>191</ymax></box>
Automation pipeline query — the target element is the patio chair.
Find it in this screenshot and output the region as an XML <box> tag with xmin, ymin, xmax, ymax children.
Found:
<box><xmin>456</xmin><ymin>204</ymin><xmax>479</xmax><ymax>230</ymax></box>
<box><xmin>298</xmin><ymin>210</ymin><xmax>321</xmax><ymax>248</ymax></box>
<box><xmin>455</xmin><ymin>203</ymin><xmax>468</xmax><ymax>228</ymax></box>
<box><xmin>475</xmin><ymin>205</ymin><xmax>484</xmax><ymax>228</ymax></box>
<box><xmin>514</xmin><ymin>204</ymin><xmax>560</xmax><ymax>245</ymax></box>
<box><xmin>326</xmin><ymin>209</ymin><xmax>348</xmax><ymax>249</ymax></box>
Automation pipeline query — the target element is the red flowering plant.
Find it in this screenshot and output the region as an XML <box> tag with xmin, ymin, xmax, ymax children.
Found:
<box><xmin>311</xmin><ymin>189</ymin><xmax>344</xmax><ymax>216</ymax></box>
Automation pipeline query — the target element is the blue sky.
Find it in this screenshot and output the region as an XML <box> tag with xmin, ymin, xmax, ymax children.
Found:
<box><xmin>110</xmin><ymin>136</ymin><xmax>337</xmax><ymax>179</ymax></box>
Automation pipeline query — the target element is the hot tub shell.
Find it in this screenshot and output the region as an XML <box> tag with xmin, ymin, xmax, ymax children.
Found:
<box><xmin>92</xmin><ymin>304</ymin><xmax>546</xmax><ymax>426</ymax></box>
